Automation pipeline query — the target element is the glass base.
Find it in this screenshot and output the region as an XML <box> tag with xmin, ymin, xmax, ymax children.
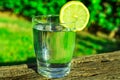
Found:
<box><xmin>37</xmin><ymin>62</ymin><xmax>71</xmax><ymax>78</ymax></box>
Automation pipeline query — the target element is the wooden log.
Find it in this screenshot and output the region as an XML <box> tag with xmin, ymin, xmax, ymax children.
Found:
<box><xmin>0</xmin><ymin>51</ymin><xmax>120</xmax><ymax>80</ymax></box>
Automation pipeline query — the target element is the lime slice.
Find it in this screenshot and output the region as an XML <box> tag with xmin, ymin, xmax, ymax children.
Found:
<box><xmin>60</xmin><ymin>1</ymin><xmax>90</xmax><ymax>31</ymax></box>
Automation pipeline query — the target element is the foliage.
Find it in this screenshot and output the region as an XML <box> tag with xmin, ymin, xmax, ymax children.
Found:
<box><xmin>86</xmin><ymin>0</ymin><xmax>120</xmax><ymax>31</ymax></box>
<box><xmin>0</xmin><ymin>0</ymin><xmax>119</xmax><ymax>32</ymax></box>
<box><xmin>0</xmin><ymin>0</ymin><xmax>66</xmax><ymax>18</ymax></box>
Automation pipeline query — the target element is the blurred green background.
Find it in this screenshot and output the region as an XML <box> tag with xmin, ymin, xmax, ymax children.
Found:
<box><xmin>0</xmin><ymin>0</ymin><xmax>120</xmax><ymax>64</ymax></box>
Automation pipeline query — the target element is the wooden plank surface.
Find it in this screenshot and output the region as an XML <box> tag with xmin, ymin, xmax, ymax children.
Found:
<box><xmin>0</xmin><ymin>51</ymin><xmax>120</xmax><ymax>80</ymax></box>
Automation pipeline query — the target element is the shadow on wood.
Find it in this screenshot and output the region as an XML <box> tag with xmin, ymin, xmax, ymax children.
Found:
<box><xmin>0</xmin><ymin>57</ymin><xmax>36</xmax><ymax>66</ymax></box>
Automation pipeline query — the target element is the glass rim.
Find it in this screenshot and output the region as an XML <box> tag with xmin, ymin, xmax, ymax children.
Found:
<box><xmin>32</xmin><ymin>15</ymin><xmax>75</xmax><ymax>24</ymax></box>
<box><xmin>32</xmin><ymin>14</ymin><xmax>59</xmax><ymax>18</ymax></box>
<box><xmin>32</xmin><ymin>15</ymin><xmax>76</xmax><ymax>31</ymax></box>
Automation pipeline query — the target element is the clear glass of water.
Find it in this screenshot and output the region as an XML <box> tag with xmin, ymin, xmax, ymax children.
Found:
<box><xmin>32</xmin><ymin>15</ymin><xmax>76</xmax><ymax>78</ymax></box>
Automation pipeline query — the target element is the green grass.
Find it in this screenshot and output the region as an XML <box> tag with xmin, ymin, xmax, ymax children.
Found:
<box><xmin>74</xmin><ymin>31</ymin><xmax>120</xmax><ymax>57</ymax></box>
<box><xmin>0</xmin><ymin>16</ymin><xmax>35</xmax><ymax>63</ymax></box>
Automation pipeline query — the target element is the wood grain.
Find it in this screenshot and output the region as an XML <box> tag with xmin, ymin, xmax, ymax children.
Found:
<box><xmin>0</xmin><ymin>51</ymin><xmax>120</xmax><ymax>80</ymax></box>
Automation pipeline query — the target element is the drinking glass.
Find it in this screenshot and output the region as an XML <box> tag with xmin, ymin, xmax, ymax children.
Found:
<box><xmin>32</xmin><ymin>15</ymin><xmax>76</xmax><ymax>78</ymax></box>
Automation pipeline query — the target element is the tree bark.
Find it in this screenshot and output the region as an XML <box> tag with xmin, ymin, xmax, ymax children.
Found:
<box><xmin>0</xmin><ymin>51</ymin><xmax>120</xmax><ymax>80</ymax></box>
